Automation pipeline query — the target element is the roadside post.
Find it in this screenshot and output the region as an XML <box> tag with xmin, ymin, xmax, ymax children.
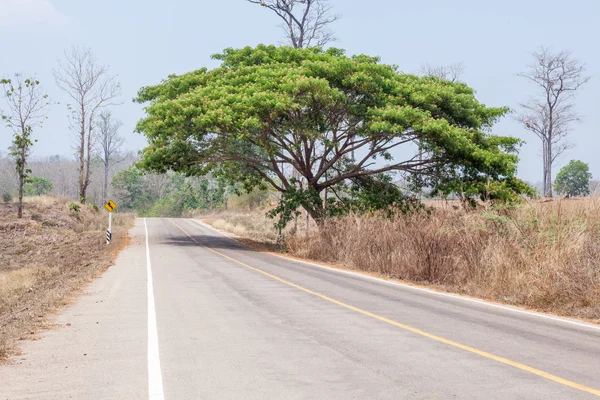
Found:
<box><xmin>104</xmin><ymin>200</ymin><xmax>117</xmax><ymax>245</ymax></box>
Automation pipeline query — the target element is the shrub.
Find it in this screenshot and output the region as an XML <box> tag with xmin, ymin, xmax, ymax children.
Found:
<box><xmin>23</xmin><ymin>177</ymin><xmax>53</xmax><ymax>197</ymax></box>
<box><xmin>144</xmin><ymin>197</ymin><xmax>183</xmax><ymax>218</ymax></box>
<box><xmin>2</xmin><ymin>193</ymin><xmax>11</xmax><ymax>203</ymax></box>
<box><xmin>68</xmin><ymin>203</ymin><xmax>81</xmax><ymax>213</ymax></box>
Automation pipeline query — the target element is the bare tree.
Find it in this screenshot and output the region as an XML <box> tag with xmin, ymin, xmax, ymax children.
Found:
<box><xmin>420</xmin><ymin>62</ymin><xmax>465</xmax><ymax>83</ymax></box>
<box><xmin>0</xmin><ymin>74</ymin><xmax>50</xmax><ymax>218</ymax></box>
<box><xmin>53</xmin><ymin>46</ymin><xmax>121</xmax><ymax>204</ymax></box>
<box><xmin>517</xmin><ymin>47</ymin><xmax>590</xmax><ymax>197</ymax></box>
<box><xmin>247</xmin><ymin>0</ymin><xmax>340</xmax><ymax>48</ymax></box>
<box><xmin>95</xmin><ymin>111</ymin><xmax>125</xmax><ymax>204</ymax></box>
<box><xmin>144</xmin><ymin>173</ymin><xmax>172</xmax><ymax>199</ymax></box>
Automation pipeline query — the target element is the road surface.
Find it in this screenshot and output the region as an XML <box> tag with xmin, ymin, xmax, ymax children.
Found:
<box><xmin>1</xmin><ymin>218</ymin><xmax>600</xmax><ymax>399</ymax></box>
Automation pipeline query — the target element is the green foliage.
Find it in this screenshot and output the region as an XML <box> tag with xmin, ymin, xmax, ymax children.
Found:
<box><xmin>69</xmin><ymin>203</ymin><xmax>81</xmax><ymax>213</ymax></box>
<box><xmin>327</xmin><ymin>174</ymin><xmax>423</xmax><ymax>218</ymax></box>
<box><xmin>2</xmin><ymin>192</ymin><xmax>12</xmax><ymax>203</ymax></box>
<box><xmin>145</xmin><ymin>197</ymin><xmax>183</xmax><ymax>218</ymax></box>
<box><xmin>23</xmin><ymin>176</ymin><xmax>53</xmax><ymax>196</ymax></box>
<box><xmin>91</xmin><ymin>204</ymin><xmax>100</xmax><ymax>213</ymax></box>
<box><xmin>431</xmin><ymin>175</ymin><xmax>538</xmax><ymax>207</ymax></box>
<box><xmin>227</xmin><ymin>187</ymin><xmax>273</xmax><ymax>210</ymax></box>
<box><xmin>554</xmin><ymin>160</ymin><xmax>592</xmax><ymax>197</ymax></box>
<box><xmin>112</xmin><ymin>167</ymin><xmax>149</xmax><ymax>211</ymax></box>
<box><xmin>113</xmin><ymin>166</ymin><xmax>229</xmax><ymax>217</ymax></box>
<box><xmin>135</xmin><ymin>45</ymin><xmax>529</xmax><ymax>226</ymax></box>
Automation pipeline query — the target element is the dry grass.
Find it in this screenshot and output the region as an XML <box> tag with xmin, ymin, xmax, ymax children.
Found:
<box><xmin>0</xmin><ymin>199</ymin><xmax>135</xmax><ymax>360</ymax></box>
<box><xmin>196</xmin><ymin>210</ymin><xmax>282</xmax><ymax>242</ymax></box>
<box><xmin>20</xmin><ymin>195</ymin><xmax>68</xmax><ymax>206</ymax></box>
<box><xmin>287</xmin><ymin>198</ymin><xmax>600</xmax><ymax>321</ymax></box>
<box><xmin>202</xmin><ymin>199</ymin><xmax>600</xmax><ymax>322</ymax></box>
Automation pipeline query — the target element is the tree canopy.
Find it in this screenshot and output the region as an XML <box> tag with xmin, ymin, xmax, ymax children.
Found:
<box><xmin>23</xmin><ymin>176</ymin><xmax>53</xmax><ymax>196</ymax></box>
<box><xmin>554</xmin><ymin>160</ymin><xmax>592</xmax><ymax>197</ymax></box>
<box><xmin>135</xmin><ymin>45</ymin><xmax>531</xmax><ymax>222</ymax></box>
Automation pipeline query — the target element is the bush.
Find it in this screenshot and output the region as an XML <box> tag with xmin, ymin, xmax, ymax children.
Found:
<box><xmin>227</xmin><ymin>188</ymin><xmax>273</xmax><ymax>210</ymax></box>
<box><xmin>23</xmin><ymin>177</ymin><xmax>53</xmax><ymax>197</ymax></box>
<box><xmin>68</xmin><ymin>203</ymin><xmax>81</xmax><ymax>213</ymax></box>
<box><xmin>144</xmin><ymin>197</ymin><xmax>183</xmax><ymax>218</ymax></box>
<box><xmin>2</xmin><ymin>193</ymin><xmax>11</xmax><ymax>203</ymax></box>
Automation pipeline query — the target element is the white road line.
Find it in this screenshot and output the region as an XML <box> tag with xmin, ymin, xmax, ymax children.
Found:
<box><xmin>145</xmin><ymin>218</ymin><xmax>165</xmax><ymax>400</ymax></box>
<box><xmin>192</xmin><ymin>218</ymin><xmax>600</xmax><ymax>332</ymax></box>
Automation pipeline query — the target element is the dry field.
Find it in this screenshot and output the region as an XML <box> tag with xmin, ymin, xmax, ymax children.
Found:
<box><xmin>202</xmin><ymin>197</ymin><xmax>600</xmax><ymax>322</ymax></box>
<box><xmin>0</xmin><ymin>197</ymin><xmax>134</xmax><ymax>360</ymax></box>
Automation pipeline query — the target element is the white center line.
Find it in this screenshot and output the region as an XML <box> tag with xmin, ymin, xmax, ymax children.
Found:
<box><xmin>145</xmin><ymin>218</ymin><xmax>165</xmax><ymax>400</ymax></box>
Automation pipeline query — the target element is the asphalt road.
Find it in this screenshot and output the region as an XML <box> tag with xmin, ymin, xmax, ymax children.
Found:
<box><xmin>2</xmin><ymin>218</ymin><xmax>600</xmax><ymax>399</ymax></box>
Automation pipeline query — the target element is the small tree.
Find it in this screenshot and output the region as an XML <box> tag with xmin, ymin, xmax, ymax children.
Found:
<box><xmin>0</xmin><ymin>75</ymin><xmax>50</xmax><ymax>218</ymax></box>
<box><xmin>95</xmin><ymin>111</ymin><xmax>125</xmax><ymax>204</ymax></box>
<box><xmin>554</xmin><ymin>160</ymin><xmax>592</xmax><ymax>197</ymax></box>
<box><xmin>23</xmin><ymin>176</ymin><xmax>53</xmax><ymax>196</ymax></box>
<box><xmin>112</xmin><ymin>167</ymin><xmax>147</xmax><ymax>210</ymax></box>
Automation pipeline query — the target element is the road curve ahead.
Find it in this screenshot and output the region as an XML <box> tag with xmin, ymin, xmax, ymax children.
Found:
<box><xmin>2</xmin><ymin>218</ymin><xmax>600</xmax><ymax>399</ymax></box>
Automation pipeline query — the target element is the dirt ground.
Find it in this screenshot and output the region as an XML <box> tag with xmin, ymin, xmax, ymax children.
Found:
<box><xmin>0</xmin><ymin>199</ymin><xmax>134</xmax><ymax>360</ymax></box>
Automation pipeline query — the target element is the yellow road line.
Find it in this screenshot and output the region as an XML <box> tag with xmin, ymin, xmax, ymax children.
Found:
<box><xmin>169</xmin><ymin>218</ymin><xmax>600</xmax><ymax>397</ymax></box>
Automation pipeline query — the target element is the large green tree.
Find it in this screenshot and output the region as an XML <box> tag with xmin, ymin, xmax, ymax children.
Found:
<box><xmin>554</xmin><ymin>160</ymin><xmax>592</xmax><ymax>197</ymax></box>
<box><xmin>135</xmin><ymin>45</ymin><xmax>529</xmax><ymax>222</ymax></box>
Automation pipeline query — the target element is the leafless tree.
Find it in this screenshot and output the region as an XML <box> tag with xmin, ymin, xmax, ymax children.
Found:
<box><xmin>590</xmin><ymin>180</ymin><xmax>600</xmax><ymax>197</ymax></box>
<box><xmin>144</xmin><ymin>173</ymin><xmax>172</xmax><ymax>199</ymax></box>
<box><xmin>95</xmin><ymin>111</ymin><xmax>125</xmax><ymax>204</ymax></box>
<box><xmin>420</xmin><ymin>62</ymin><xmax>465</xmax><ymax>83</ymax></box>
<box><xmin>517</xmin><ymin>47</ymin><xmax>590</xmax><ymax>197</ymax></box>
<box><xmin>30</xmin><ymin>155</ymin><xmax>79</xmax><ymax>199</ymax></box>
<box><xmin>0</xmin><ymin>74</ymin><xmax>50</xmax><ymax>218</ymax></box>
<box><xmin>53</xmin><ymin>46</ymin><xmax>121</xmax><ymax>204</ymax></box>
<box><xmin>247</xmin><ymin>0</ymin><xmax>340</xmax><ymax>48</ymax></box>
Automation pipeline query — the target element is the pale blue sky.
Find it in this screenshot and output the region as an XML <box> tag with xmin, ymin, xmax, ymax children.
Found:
<box><xmin>0</xmin><ymin>0</ymin><xmax>598</xmax><ymax>184</ymax></box>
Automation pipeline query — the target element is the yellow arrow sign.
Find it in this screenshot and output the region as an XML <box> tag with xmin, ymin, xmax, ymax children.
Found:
<box><xmin>104</xmin><ymin>200</ymin><xmax>117</xmax><ymax>213</ymax></box>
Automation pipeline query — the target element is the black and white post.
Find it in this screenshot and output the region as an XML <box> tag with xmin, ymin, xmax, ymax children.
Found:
<box><xmin>106</xmin><ymin>212</ymin><xmax>112</xmax><ymax>245</ymax></box>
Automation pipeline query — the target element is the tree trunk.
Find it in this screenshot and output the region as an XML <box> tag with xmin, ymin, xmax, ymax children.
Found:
<box><xmin>305</xmin><ymin>211</ymin><xmax>310</xmax><ymax>236</ymax></box>
<box><xmin>78</xmin><ymin>106</ymin><xmax>86</xmax><ymax>203</ymax></box>
<box><xmin>17</xmin><ymin>145</ymin><xmax>25</xmax><ymax>219</ymax></box>
<box><xmin>103</xmin><ymin>162</ymin><xmax>109</xmax><ymax>204</ymax></box>
<box><xmin>542</xmin><ymin>147</ymin><xmax>547</xmax><ymax>197</ymax></box>
<box><xmin>546</xmin><ymin>148</ymin><xmax>553</xmax><ymax>198</ymax></box>
<box><xmin>81</xmin><ymin>115</ymin><xmax>94</xmax><ymax>204</ymax></box>
<box><xmin>303</xmin><ymin>200</ymin><xmax>326</xmax><ymax>228</ymax></box>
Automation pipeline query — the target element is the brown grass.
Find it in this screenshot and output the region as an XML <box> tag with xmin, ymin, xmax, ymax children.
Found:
<box><xmin>0</xmin><ymin>199</ymin><xmax>135</xmax><ymax>360</ymax></box>
<box><xmin>288</xmin><ymin>198</ymin><xmax>600</xmax><ymax>321</ymax></box>
<box><xmin>203</xmin><ymin>199</ymin><xmax>600</xmax><ymax>322</ymax></box>
<box><xmin>196</xmin><ymin>210</ymin><xmax>285</xmax><ymax>243</ymax></box>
